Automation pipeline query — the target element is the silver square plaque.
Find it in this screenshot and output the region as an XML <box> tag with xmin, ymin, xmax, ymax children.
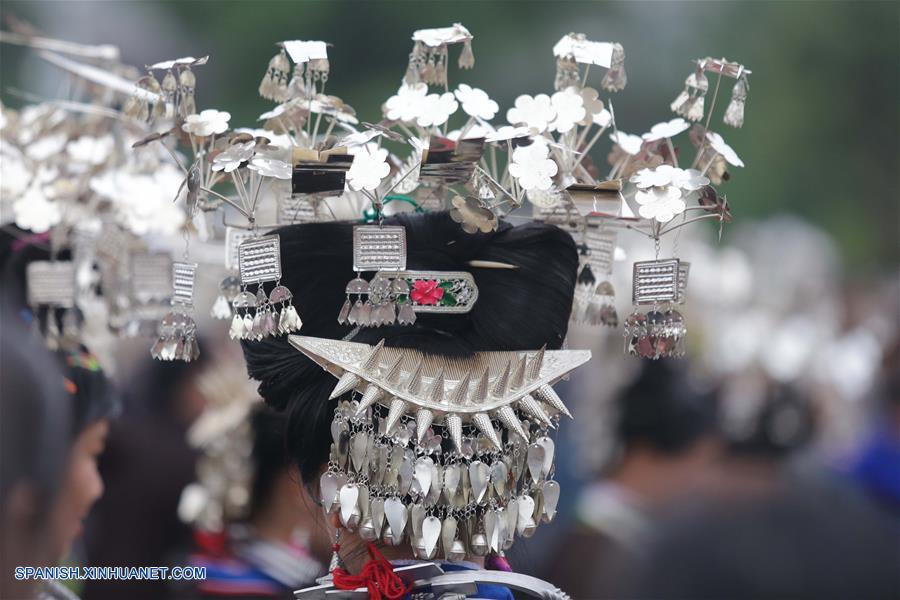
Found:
<box><xmin>238</xmin><ymin>235</ymin><xmax>282</xmax><ymax>285</ymax></box>
<box><xmin>277</xmin><ymin>194</ymin><xmax>318</xmax><ymax>225</ymax></box>
<box><xmin>172</xmin><ymin>262</ymin><xmax>198</xmax><ymax>306</ymax></box>
<box><xmin>26</xmin><ymin>261</ymin><xmax>76</xmax><ymax>308</ymax></box>
<box><xmin>131</xmin><ymin>252</ymin><xmax>172</xmax><ymax>302</ymax></box>
<box><xmin>632</xmin><ymin>259</ymin><xmax>680</xmax><ymax>305</ymax></box>
<box><xmin>352</xmin><ymin>225</ymin><xmax>407</xmax><ymax>272</ymax></box>
<box><xmin>586</xmin><ymin>229</ymin><xmax>617</xmax><ymax>275</ymax></box>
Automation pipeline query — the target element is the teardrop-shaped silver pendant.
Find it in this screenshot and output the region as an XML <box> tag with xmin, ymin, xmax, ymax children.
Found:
<box><xmin>468</xmin><ymin>461</ymin><xmax>490</xmax><ymax>505</ymax></box>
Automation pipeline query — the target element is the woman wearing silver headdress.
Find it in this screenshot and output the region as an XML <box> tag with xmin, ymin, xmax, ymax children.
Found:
<box><xmin>241</xmin><ymin>211</ymin><xmax>589</xmax><ymax>599</ymax></box>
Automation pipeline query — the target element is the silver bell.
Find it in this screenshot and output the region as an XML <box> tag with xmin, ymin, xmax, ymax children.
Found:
<box><xmin>412</xmin><ymin>536</ymin><xmax>430</xmax><ymax>559</ymax></box>
<box><xmin>447</xmin><ymin>539</ymin><xmax>467</xmax><ymax>562</ymax></box>
<box><xmin>520</xmin><ymin>518</ymin><xmax>537</xmax><ymax>538</ymax></box>
<box><xmin>341</xmin><ymin>505</ymin><xmax>361</xmax><ymax>531</ymax></box>
<box><xmin>358</xmin><ymin>517</ymin><xmax>378</xmax><ymax>541</ymax></box>
<box><xmin>469</xmin><ymin>532</ymin><xmax>488</xmax><ymax>556</ymax></box>
<box><xmin>382</xmin><ymin>523</ymin><xmax>400</xmax><ymax>546</ymax></box>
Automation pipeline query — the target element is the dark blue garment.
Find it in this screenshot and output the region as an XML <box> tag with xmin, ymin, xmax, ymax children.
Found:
<box><xmin>849</xmin><ymin>428</ymin><xmax>900</xmax><ymax>513</ymax></box>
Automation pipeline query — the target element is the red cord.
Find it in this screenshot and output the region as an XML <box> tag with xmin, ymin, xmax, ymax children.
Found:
<box><xmin>332</xmin><ymin>542</ymin><xmax>410</xmax><ymax>600</ymax></box>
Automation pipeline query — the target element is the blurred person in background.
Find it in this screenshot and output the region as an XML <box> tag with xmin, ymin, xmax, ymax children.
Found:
<box><xmin>700</xmin><ymin>371</ymin><xmax>816</xmax><ymax>498</ymax></box>
<box><xmin>2</xmin><ymin>230</ymin><xmax>119</xmax><ymax>600</ymax></box>
<box><xmin>50</xmin><ymin>351</ymin><xmax>118</xmax><ymax>546</ymax></box>
<box><xmin>1</xmin><ymin>323</ymin><xmax>71</xmax><ymax>599</ymax></box>
<box><xmin>1</xmin><ymin>333</ymin><xmax>118</xmax><ymax>600</ymax></box>
<box><xmin>182</xmin><ymin>402</ymin><xmax>326</xmax><ymax>599</ymax></box>
<box><xmin>541</xmin><ymin>360</ymin><xmax>720</xmax><ymax>598</ymax></box>
<box><xmin>627</xmin><ymin>455</ymin><xmax>899</xmax><ymax>598</ymax></box>
<box><xmin>846</xmin><ymin>336</ymin><xmax>900</xmax><ymax>513</ymax></box>
<box><xmin>623</xmin><ymin>373</ymin><xmax>898</xmax><ymax>599</ymax></box>
<box><xmin>44</xmin><ymin>344</ymin><xmax>119</xmax><ymax>600</ymax></box>
<box><xmin>83</xmin><ymin>355</ymin><xmax>209</xmax><ymax>600</ymax></box>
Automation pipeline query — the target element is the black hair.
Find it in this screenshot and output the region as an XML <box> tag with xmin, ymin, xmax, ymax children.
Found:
<box><xmin>617</xmin><ymin>359</ymin><xmax>718</xmax><ymax>454</ymax></box>
<box><xmin>242</xmin><ymin>211</ymin><xmax>578</xmax><ymax>482</ymax></box>
<box><xmin>247</xmin><ymin>404</ymin><xmax>291</xmax><ymax>519</ymax></box>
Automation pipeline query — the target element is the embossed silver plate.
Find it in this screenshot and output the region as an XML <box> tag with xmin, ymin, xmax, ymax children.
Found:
<box><xmin>26</xmin><ymin>261</ymin><xmax>76</xmax><ymax>308</ymax></box>
<box><xmin>353</xmin><ymin>225</ymin><xmax>406</xmax><ymax>272</ymax></box>
<box><xmin>238</xmin><ymin>234</ymin><xmax>282</xmax><ymax>285</ymax></box>
<box><xmin>585</xmin><ymin>229</ymin><xmax>616</xmax><ymax>275</ymax></box>
<box><xmin>131</xmin><ymin>252</ymin><xmax>172</xmax><ymax>302</ymax></box>
<box><xmin>172</xmin><ymin>261</ymin><xmax>198</xmax><ymax>306</ymax></box>
<box><xmin>277</xmin><ymin>194</ymin><xmax>318</xmax><ymax>225</ymax></box>
<box><xmin>632</xmin><ymin>258</ymin><xmax>680</xmax><ymax>305</ymax></box>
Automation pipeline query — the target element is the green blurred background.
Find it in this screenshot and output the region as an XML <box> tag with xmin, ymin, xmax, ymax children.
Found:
<box><xmin>2</xmin><ymin>0</ymin><xmax>897</xmax><ymax>270</ymax></box>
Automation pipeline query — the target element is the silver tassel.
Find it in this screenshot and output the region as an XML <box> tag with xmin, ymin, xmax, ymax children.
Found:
<box><xmin>278</xmin><ymin>306</ymin><xmax>291</xmax><ymax>334</ymax></box>
<box><xmin>210</xmin><ymin>295</ymin><xmax>232</xmax><ymax>320</ymax></box>
<box><xmin>555</xmin><ymin>57</ymin><xmax>580</xmax><ymax>91</ymax></box>
<box><xmin>458</xmin><ymin>38</ymin><xmax>475</xmax><ymax>69</ymax></box>
<box><xmin>685</xmin><ymin>68</ymin><xmax>708</xmax><ymax>122</ymax></box>
<box><xmin>122</xmin><ymin>95</ymin><xmax>144</xmax><ymax>120</ymax></box>
<box><xmin>228</xmin><ymin>313</ymin><xmax>245</xmax><ymax>340</ymax></box>
<box><xmin>178</xmin><ymin>68</ymin><xmax>196</xmax><ymax>117</ymax></box>
<box><xmin>259</xmin><ymin>50</ymin><xmax>291</xmax><ymax>102</ymax></box>
<box><xmin>251</xmin><ymin>311</ymin><xmax>263</xmax><ymax>340</ymax></box>
<box><xmin>601</xmin><ymin>43</ymin><xmax>627</xmax><ymax>92</ymax></box>
<box><xmin>724</xmin><ymin>77</ymin><xmax>747</xmax><ymax>128</ymax></box>
<box><xmin>670</xmin><ymin>73</ymin><xmax>696</xmax><ymax>115</ymax></box>
<box><xmin>686</xmin><ymin>93</ymin><xmax>705</xmax><ymax>122</ymax></box>
<box><xmin>161</xmin><ymin>70</ymin><xmax>177</xmax><ymax>102</ymax></box>
<box><xmin>280</xmin><ymin>304</ymin><xmax>302</xmax><ymax>333</ymax></box>
<box><xmin>404</xmin><ymin>42</ymin><xmax>425</xmax><ymax>85</ymax></box>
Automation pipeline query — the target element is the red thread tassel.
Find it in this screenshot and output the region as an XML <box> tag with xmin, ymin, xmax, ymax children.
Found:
<box><xmin>331</xmin><ymin>542</ymin><xmax>410</xmax><ymax>600</ymax></box>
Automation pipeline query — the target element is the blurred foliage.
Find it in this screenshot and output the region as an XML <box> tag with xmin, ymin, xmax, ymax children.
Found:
<box><xmin>2</xmin><ymin>0</ymin><xmax>897</xmax><ymax>269</ymax></box>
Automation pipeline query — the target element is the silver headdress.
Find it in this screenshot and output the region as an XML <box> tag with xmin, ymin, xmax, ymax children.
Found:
<box><xmin>178</xmin><ymin>362</ymin><xmax>261</xmax><ymax>532</ymax></box>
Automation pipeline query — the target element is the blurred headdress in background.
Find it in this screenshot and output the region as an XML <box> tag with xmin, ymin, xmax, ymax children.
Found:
<box><xmin>177</xmin><ymin>359</ymin><xmax>261</xmax><ymax>532</ymax></box>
